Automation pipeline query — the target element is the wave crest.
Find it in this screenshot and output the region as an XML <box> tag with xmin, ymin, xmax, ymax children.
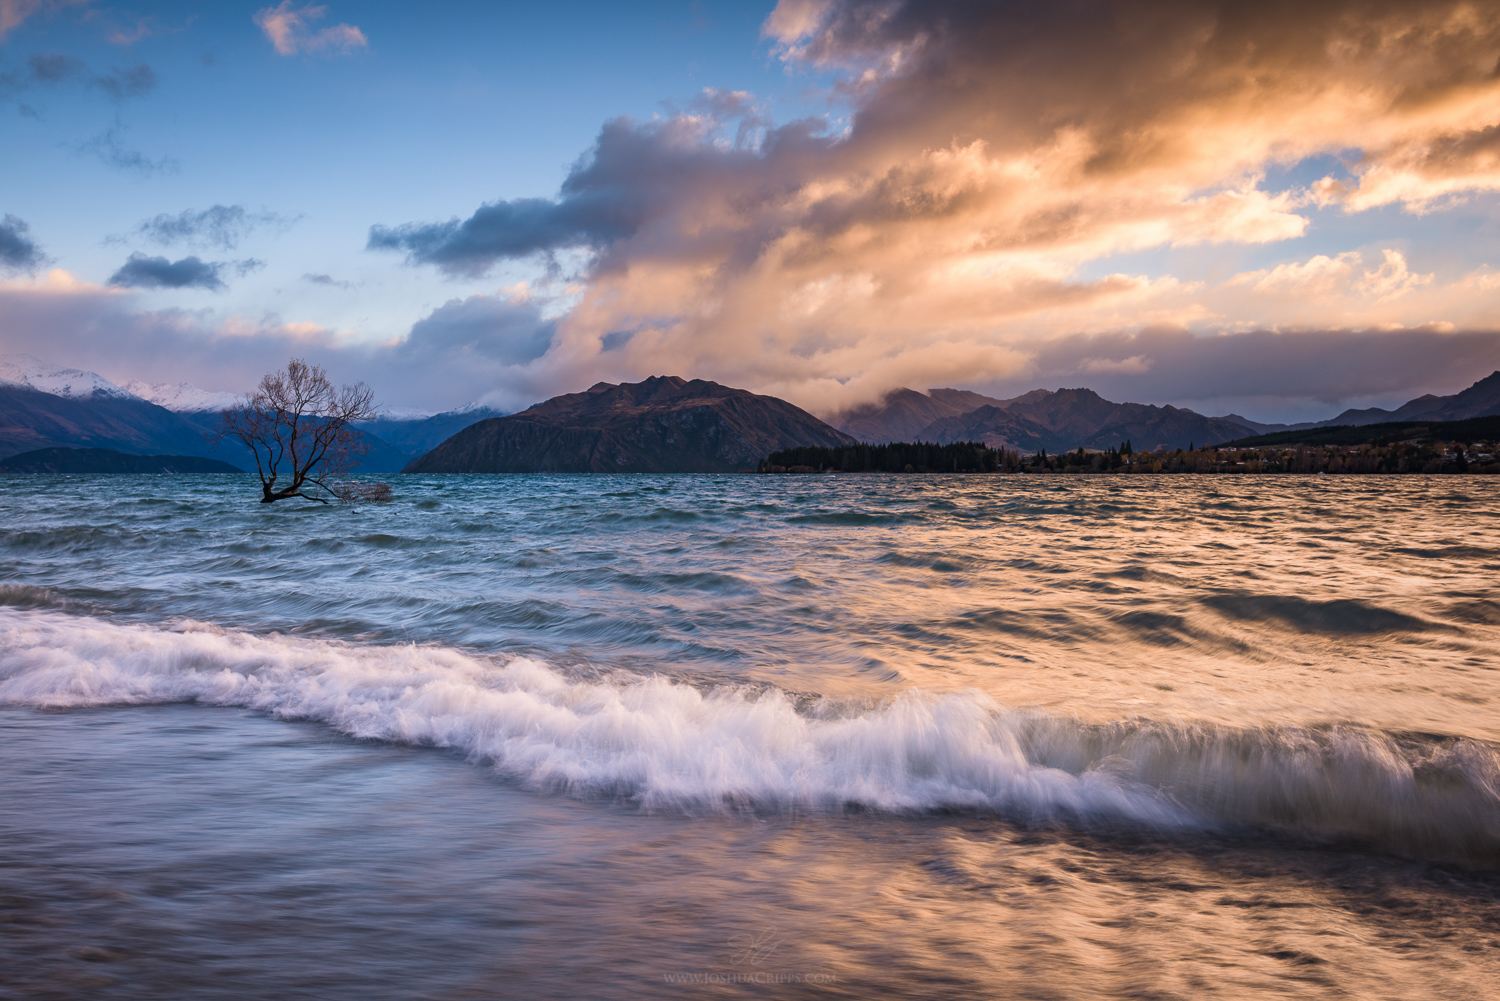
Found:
<box><xmin>2</xmin><ymin>608</ymin><xmax>1498</xmax><ymax>865</ymax></box>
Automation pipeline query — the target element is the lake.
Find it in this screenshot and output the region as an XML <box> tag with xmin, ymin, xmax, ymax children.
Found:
<box><xmin>1</xmin><ymin>474</ymin><xmax>1497</xmax><ymax>999</ymax></box>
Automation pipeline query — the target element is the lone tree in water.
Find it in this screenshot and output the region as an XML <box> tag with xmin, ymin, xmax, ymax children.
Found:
<box><xmin>216</xmin><ymin>359</ymin><xmax>377</xmax><ymax>503</ymax></box>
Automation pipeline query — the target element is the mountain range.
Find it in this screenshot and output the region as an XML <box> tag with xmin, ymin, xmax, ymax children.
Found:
<box><xmin>829</xmin><ymin>386</ymin><xmax>1266</xmax><ymax>452</ymax></box>
<box><xmin>406</xmin><ymin>376</ymin><xmax>856</xmax><ymax>473</ymax></box>
<box><xmin>0</xmin><ymin>357</ymin><xmax>501</xmax><ymax>473</ymax></box>
<box><xmin>1307</xmin><ymin>370</ymin><xmax>1500</xmax><ymax>427</ymax></box>
<box><xmin>3</xmin><ymin>353</ymin><xmax>1497</xmax><ymax>473</ymax></box>
<box><xmin>357</xmin><ymin>406</ymin><xmax>508</xmax><ymax>456</ymax></box>
<box><xmin>826</xmin><ymin>372</ymin><xmax>1500</xmax><ymax>452</ymax></box>
<box><xmin>0</xmin><ymin>380</ymin><xmax>219</xmax><ymax>460</ymax></box>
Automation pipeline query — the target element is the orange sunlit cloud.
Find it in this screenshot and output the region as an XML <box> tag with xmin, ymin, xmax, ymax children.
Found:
<box><xmin>365</xmin><ymin>0</ymin><xmax>1500</xmax><ymax>413</ymax></box>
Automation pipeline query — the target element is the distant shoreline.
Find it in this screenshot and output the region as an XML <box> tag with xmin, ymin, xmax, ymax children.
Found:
<box><xmin>761</xmin><ymin>440</ymin><xmax>1500</xmax><ymax>475</ymax></box>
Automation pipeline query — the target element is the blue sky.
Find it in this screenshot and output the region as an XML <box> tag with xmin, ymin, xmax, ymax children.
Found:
<box><xmin>3</xmin><ymin>1</ymin><xmax>828</xmax><ymax>343</ymax></box>
<box><xmin>3</xmin><ymin>0</ymin><xmax>1500</xmax><ymax>421</ymax></box>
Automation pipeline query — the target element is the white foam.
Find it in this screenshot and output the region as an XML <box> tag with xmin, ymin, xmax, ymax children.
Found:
<box><xmin>3</xmin><ymin>607</ymin><xmax>1498</xmax><ymax>863</ymax></box>
<box><xmin>0</xmin><ymin>608</ymin><xmax>1182</xmax><ymax>825</ymax></box>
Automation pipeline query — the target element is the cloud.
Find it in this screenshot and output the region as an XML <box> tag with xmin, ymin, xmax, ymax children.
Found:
<box><xmin>302</xmin><ymin>272</ymin><xmax>353</xmax><ymax>289</ymax></box>
<box><xmin>118</xmin><ymin>205</ymin><xmax>294</xmax><ymax>250</ymax></box>
<box><xmin>365</xmin><ymin>109</ymin><xmax>838</xmax><ymax>277</ymax></box>
<box><xmin>19</xmin><ymin>52</ymin><xmax>154</xmax><ymax>97</ymax></box>
<box><xmin>85</xmin><ymin>63</ymin><xmax>155</xmax><ymax>99</ymax></box>
<box><xmin>0</xmin><ymin>214</ymin><xmax>46</xmax><ymax>273</ymax></box>
<box><xmin>1356</xmin><ymin>249</ymin><xmax>1435</xmax><ymax>300</ymax></box>
<box><xmin>254</xmin><ymin>2</ymin><xmax>366</xmax><ymax>56</ymax></box>
<box><xmin>1079</xmin><ymin>354</ymin><xmax>1151</xmax><ymax>375</ymax></box>
<box><xmin>8</xmin><ymin>0</ymin><xmax>1500</xmax><ymax>421</ymax></box>
<box><xmin>0</xmin><ymin>277</ymin><xmax>560</xmax><ymax>414</ymax></box>
<box><xmin>0</xmin><ymin>267</ymin><xmax>114</xmax><ymax>294</ymax></box>
<box><xmin>1225</xmin><ymin>248</ymin><xmax>1434</xmax><ymax>302</ymax></box>
<box><xmin>357</xmin><ymin>0</ymin><xmax>1500</xmax><ymax>412</ymax></box>
<box><xmin>0</xmin><ymin>0</ymin><xmax>91</xmax><ymax>39</ymax></box>
<box><xmin>366</xmin><ymin>184</ymin><xmax>646</xmax><ymax>277</ymax></box>
<box><xmin>2</xmin><ymin>263</ymin><xmax>1495</xmax><ymax>421</ymax></box>
<box><xmin>0</xmin><ymin>282</ymin><xmax>353</xmax><ymax>402</ymax></box>
<box><xmin>26</xmin><ymin>52</ymin><xmax>81</xmax><ymax>82</ymax></box>
<box><xmin>987</xmin><ymin>326</ymin><xmax>1500</xmax><ymax>418</ymax></box>
<box><xmin>1228</xmin><ymin>252</ymin><xmax>1363</xmax><ymax>298</ymax></box>
<box><xmin>74</xmin><ymin>124</ymin><xmax>178</xmax><ymax>175</ymax></box>
<box><xmin>402</xmin><ymin>290</ymin><xmax>557</xmax><ymax>368</ymax></box>
<box><xmin>1</xmin><ymin>51</ymin><xmax>155</xmax><ymax>107</ymax></box>
<box><xmin>106</xmin><ymin>253</ymin><xmax>261</xmax><ymax>291</ymax></box>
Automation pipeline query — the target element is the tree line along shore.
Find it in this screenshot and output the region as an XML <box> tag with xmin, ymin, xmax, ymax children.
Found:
<box><xmin>760</xmin><ymin>437</ymin><xmax>1500</xmax><ymax>475</ymax></box>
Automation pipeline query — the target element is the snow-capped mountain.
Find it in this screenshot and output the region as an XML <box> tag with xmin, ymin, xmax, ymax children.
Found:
<box><xmin>0</xmin><ymin>356</ymin><xmax>226</xmax><ymax>461</ymax></box>
<box><xmin>0</xmin><ymin>355</ymin><xmax>139</xmax><ymax>400</ymax></box>
<box><xmin>123</xmin><ymin>380</ymin><xmax>243</xmax><ymax>413</ymax></box>
<box><xmin>375</xmin><ymin>405</ymin><xmax>438</xmax><ymax>421</ymax></box>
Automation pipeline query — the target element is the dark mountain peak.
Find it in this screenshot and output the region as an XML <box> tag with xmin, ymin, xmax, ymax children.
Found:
<box><xmin>1005</xmin><ymin>389</ymin><xmax>1054</xmax><ymax>406</ymax></box>
<box><xmin>926</xmin><ymin>387</ymin><xmax>1013</xmax><ymax>411</ymax></box>
<box><xmin>1444</xmin><ymin>370</ymin><xmax>1500</xmax><ymax>406</ymax></box>
<box><xmin>828</xmin><ymin>386</ymin><xmax>1011</xmax><ymax>443</ymax></box>
<box><xmin>914</xmin><ymin>405</ymin><xmax>1054</xmax><ymax>452</ymax></box>
<box><xmin>1001</xmin><ymin>387</ymin><xmax>1121</xmax><ymax>431</ymax></box>
<box><xmin>880</xmin><ymin>387</ymin><xmax>931</xmax><ymax>404</ymax></box>
<box><xmin>914</xmin><ymin>386</ymin><xmax>1257</xmax><ymax>453</ymax></box>
<box><xmin>525</xmin><ymin>376</ymin><xmax>747</xmax><ymax>423</ymax></box>
<box><xmin>0</xmin><ymin>383</ymin><xmax>222</xmax><ymax>462</ymax></box>
<box><xmin>407</xmin><ymin>376</ymin><xmax>855</xmax><ymax>473</ymax></box>
<box><xmin>1319</xmin><ymin>370</ymin><xmax>1500</xmax><ymax>427</ymax></box>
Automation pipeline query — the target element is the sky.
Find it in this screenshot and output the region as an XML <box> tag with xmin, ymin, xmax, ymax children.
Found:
<box><xmin>2</xmin><ymin>0</ymin><xmax>1500</xmax><ymax>422</ymax></box>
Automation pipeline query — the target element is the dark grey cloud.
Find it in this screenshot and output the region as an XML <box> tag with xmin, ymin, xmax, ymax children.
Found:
<box><xmin>366</xmin><ymin>196</ymin><xmax>627</xmax><ymax>277</ymax></box>
<box><xmin>365</xmin><ymin>112</ymin><xmax>817</xmax><ymax>277</ymax></box>
<box><xmin>303</xmin><ymin>272</ymin><xmax>354</xmax><ymax>289</ymax></box>
<box><xmin>26</xmin><ymin>53</ymin><xmax>81</xmax><ymax>83</ymax></box>
<box><xmin>108</xmin><ymin>253</ymin><xmax>222</xmax><ymax>290</ymax></box>
<box><xmin>75</xmin><ymin>124</ymin><xmax>178</xmax><ymax>175</ymax></box>
<box><xmin>0</xmin><ymin>214</ymin><xmax>46</xmax><ymax>273</ymax></box>
<box><xmin>400</xmin><ymin>293</ymin><xmax>557</xmax><ymax>367</ymax></box>
<box><xmin>88</xmin><ymin>64</ymin><xmax>156</xmax><ymax>100</ymax></box>
<box><xmin>19</xmin><ymin>53</ymin><xmax>155</xmax><ymax>99</ymax></box>
<box><xmin>105</xmin><ymin>253</ymin><xmax>266</xmax><ymax>291</ymax></box>
<box><xmin>119</xmin><ymin>205</ymin><xmax>293</xmax><ymax>251</ymax></box>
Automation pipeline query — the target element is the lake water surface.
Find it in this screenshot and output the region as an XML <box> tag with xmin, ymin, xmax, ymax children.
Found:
<box><xmin>1</xmin><ymin>474</ymin><xmax>1498</xmax><ymax>999</ymax></box>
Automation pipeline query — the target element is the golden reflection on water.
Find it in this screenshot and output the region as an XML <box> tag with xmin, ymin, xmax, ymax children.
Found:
<box><xmin>733</xmin><ymin>478</ymin><xmax>1500</xmax><ymax>741</ymax></box>
<box><xmin>1</xmin><ymin>473</ymin><xmax>1499</xmax><ymax>998</ymax></box>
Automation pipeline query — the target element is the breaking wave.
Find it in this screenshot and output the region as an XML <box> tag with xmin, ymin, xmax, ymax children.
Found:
<box><xmin>2</xmin><ymin>607</ymin><xmax>1498</xmax><ymax>865</ymax></box>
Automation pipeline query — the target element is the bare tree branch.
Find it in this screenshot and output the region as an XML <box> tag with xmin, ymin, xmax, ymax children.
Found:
<box><xmin>214</xmin><ymin>358</ymin><xmax>378</xmax><ymax>504</ymax></box>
